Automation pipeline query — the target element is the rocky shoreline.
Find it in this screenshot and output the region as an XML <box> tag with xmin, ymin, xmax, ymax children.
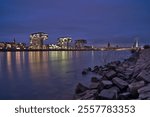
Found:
<box><xmin>74</xmin><ymin>49</ymin><xmax>150</xmax><ymax>100</ymax></box>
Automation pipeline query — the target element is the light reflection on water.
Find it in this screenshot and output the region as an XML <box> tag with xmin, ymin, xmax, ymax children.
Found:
<box><xmin>0</xmin><ymin>51</ymin><xmax>130</xmax><ymax>99</ymax></box>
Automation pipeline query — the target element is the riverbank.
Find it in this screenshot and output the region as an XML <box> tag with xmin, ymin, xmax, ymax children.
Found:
<box><xmin>0</xmin><ymin>48</ymin><xmax>133</xmax><ymax>52</ymax></box>
<box><xmin>74</xmin><ymin>48</ymin><xmax>150</xmax><ymax>100</ymax></box>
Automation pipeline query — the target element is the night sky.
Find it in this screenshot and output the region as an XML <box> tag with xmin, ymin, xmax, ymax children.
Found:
<box><xmin>0</xmin><ymin>0</ymin><xmax>150</xmax><ymax>46</ymax></box>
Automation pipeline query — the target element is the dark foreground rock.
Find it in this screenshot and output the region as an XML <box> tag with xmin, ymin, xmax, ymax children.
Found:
<box><xmin>138</xmin><ymin>84</ymin><xmax>150</xmax><ymax>99</ymax></box>
<box><xmin>101</xmin><ymin>80</ymin><xmax>113</xmax><ymax>89</ymax></box>
<box><xmin>136</xmin><ymin>70</ymin><xmax>150</xmax><ymax>83</ymax></box>
<box><xmin>105</xmin><ymin>70</ymin><xmax>116</xmax><ymax>79</ymax></box>
<box><xmin>112</xmin><ymin>77</ymin><xmax>128</xmax><ymax>90</ymax></box>
<box><xmin>138</xmin><ymin>84</ymin><xmax>150</xmax><ymax>94</ymax></box>
<box><xmin>75</xmin><ymin>83</ymin><xmax>89</xmax><ymax>94</ymax></box>
<box><xmin>128</xmin><ymin>81</ymin><xmax>145</xmax><ymax>98</ymax></box>
<box><xmin>98</xmin><ymin>89</ymin><xmax>117</xmax><ymax>100</ymax></box>
<box><xmin>74</xmin><ymin>49</ymin><xmax>150</xmax><ymax>100</ymax></box>
<box><xmin>74</xmin><ymin>89</ymin><xmax>98</xmax><ymax>100</ymax></box>
<box><xmin>91</xmin><ymin>77</ymin><xmax>100</xmax><ymax>83</ymax></box>
<box><xmin>89</xmin><ymin>82</ymin><xmax>100</xmax><ymax>89</ymax></box>
<box><xmin>119</xmin><ymin>92</ymin><xmax>132</xmax><ymax>100</ymax></box>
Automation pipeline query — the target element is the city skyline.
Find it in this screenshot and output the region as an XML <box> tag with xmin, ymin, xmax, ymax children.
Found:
<box><xmin>0</xmin><ymin>0</ymin><xmax>150</xmax><ymax>45</ymax></box>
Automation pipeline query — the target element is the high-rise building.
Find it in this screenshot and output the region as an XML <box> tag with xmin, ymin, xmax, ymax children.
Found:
<box><xmin>133</xmin><ymin>40</ymin><xmax>139</xmax><ymax>48</ymax></box>
<box><xmin>75</xmin><ymin>39</ymin><xmax>87</xmax><ymax>49</ymax></box>
<box><xmin>0</xmin><ymin>42</ymin><xmax>5</xmax><ymax>49</ymax></box>
<box><xmin>57</xmin><ymin>37</ymin><xmax>72</xmax><ymax>49</ymax></box>
<box><xmin>29</xmin><ymin>32</ymin><xmax>48</xmax><ymax>49</ymax></box>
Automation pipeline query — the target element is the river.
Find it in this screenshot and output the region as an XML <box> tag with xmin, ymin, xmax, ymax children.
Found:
<box><xmin>0</xmin><ymin>51</ymin><xmax>131</xmax><ymax>99</ymax></box>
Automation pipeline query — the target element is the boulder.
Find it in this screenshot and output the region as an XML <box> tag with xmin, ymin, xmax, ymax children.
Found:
<box><xmin>117</xmin><ymin>73</ymin><xmax>125</xmax><ymax>78</ymax></box>
<box><xmin>82</xmin><ymin>69</ymin><xmax>88</xmax><ymax>75</ymax></box>
<box><xmin>87</xmin><ymin>67</ymin><xmax>92</xmax><ymax>71</ymax></box>
<box><xmin>101</xmin><ymin>80</ymin><xmax>113</xmax><ymax>89</ymax></box>
<box><xmin>114</xmin><ymin>61</ymin><xmax>121</xmax><ymax>65</ymax></box>
<box><xmin>107</xmin><ymin>63</ymin><xmax>116</xmax><ymax>70</ymax></box>
<box><xmin>76</xmin><ymin>90</ymin><xmax>98</xmax><ymax>100</ymax></box>
<box><xmin>91</xmin><ymin>77</ymin><xmax>100</xmax><ymax>83</ymax></box>
<box><xmin>74</xmin><ymin>91</ymin><xmax>87</xmax><ymax>99</ymax></box>
<box><xmin>115</xmin><ymin>66</ymin><xmax>125</xmax><ymax>73</ymax></box>
<box><xmin>127</xmin><ymin>78</ymin><xmax>137</xmax><ymax>84</ymax></box>
<box><xmin>105</xmin><ymin>70</ymin><xmax>116</xmax><ymax>79</ymax></box>
<box><xmin>75</xmin><ymin>83</ymin><xmax>89</xmax><ymax>94</ymax></box>
<box><xmin>98</xmin><ymin>75</ymin><xmax>103</xmax><ymax>80</ymax></box>
<box><xmin>94</xmin><ymin>66</ymin><xmax>99</xmax><ymax>69</ymax></box>
<box><xmin>122</xmin><ymin>63</ymin><xmax>129</xmax><ymax>68</ymax></box>
<box><xmin>136</xmin><ymin>70</ymin><xmax>150</xmax><ymax>83</ymax></box>
<box><xmin>125</xmin><ymin>69</ymin><xmax>134</xmax><ymax>76</ymax></box>
<box><xmin>89</xmin><ymin>82</ymin><xmax>100</xmax><ymax>89</ymax></box>
<box><xmin>138</xmin><ymin>84</ymin><xmax>150</xmax><ymax>94</ymax></box>
<box><xmin>92</xmin><ymin>66</ymin><xmax>99</xmax><ymax>73</ymax></box>
<box><xmin>119</xmin><ymin>92</ymin><xmax>132</xmax><ymax>100</ymax></box>
<box><xmin>83</xmin><ymin>97</ymin><xmax>95</xmax><ymax>100</ymax></box>
<box><xmin>128</xmin><ymin>81</ymin><xmax>145</xmax><ymax>96</ymax></box>
<box><xmin>139</xmin><ymin>92</ymin><xmax>150</xmax><ymax>99</ymax></box>
<box><xmin>116</xmin><ymin>73</ymin><xmax>129</xmax><ymax>80</ymax></box>
<box><xmin>109</xmin><ymin>86</ymin><xmax>120</xmax><ymax>94</ymax></box>
<box><xmin>98</xmin><ymin>89</ymin><xmax>117</xmax><ymax>100</ymax></box>
<box><xmin>123</xmin><ymin>70</ymin><xmax>133</xmax><ymax>79</ymax></box>
<box><xmin>102</xmin><ymin>67</ymin><xmax>109</xmax><ymax>71</ymax></box>
<box><xmin>112</xmin><ymin>77</ymin><xmax>128</xmax><ymax>89</ymax></box>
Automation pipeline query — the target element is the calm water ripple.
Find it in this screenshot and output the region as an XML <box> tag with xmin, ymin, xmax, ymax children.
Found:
<box><xmin>0</xmin><ymin>51</ymin><xmax>130</xmax><ymax>99</ymax></box>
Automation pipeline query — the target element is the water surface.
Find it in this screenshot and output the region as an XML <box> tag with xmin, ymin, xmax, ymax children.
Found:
<box><xmin>0</xmin><ymin>51</ymin><xmax>130</xmax><ymax>99</ymax></box>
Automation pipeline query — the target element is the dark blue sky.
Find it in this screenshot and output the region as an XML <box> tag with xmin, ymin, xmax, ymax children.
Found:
<box><xmin>0</xmin><ymin>0</ymin><xmax>150</xmax><ymax>46</ymax></box>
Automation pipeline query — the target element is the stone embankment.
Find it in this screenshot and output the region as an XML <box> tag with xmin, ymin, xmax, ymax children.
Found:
<box><xmin>74</xmin><ymin>49</ymin><xmax>150</xmax><ymax>100</ymax></box>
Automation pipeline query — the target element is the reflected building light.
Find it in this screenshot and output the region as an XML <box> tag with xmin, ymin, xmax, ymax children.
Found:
<box><xmin>28</xmin><ymin>52</ymin><xmax>41</xmax><ymax>63</ymax></box>
<box><xmin>62</xmin><ymin>51</ymin><xmax>66</xmax><ymax>60</ymax></box>
<box><xmin>91</xmin><ymin>51</ymin><xmax>95</xmax><ymax>64</ymax></box>
<box><xmin>16</xmin><ymin>52</ymin><xmax>21</xmax><ymax>65</ymax></box>
<box><xmin>68</xmin><ymin>51</ymin><xmax>73</xmax><ymax>58</ymax></box>
<box><xmin>28</xmin><ymin>52</ymin><xmax>34</xmax><ymax>64</ymax></box>
<box><xmin>15</xmin><ymin>52</ymin><xmax>23</xmax><ymax>78</ymax></box>
<box><xmin>91</xmin><ymin>51</ymin><xmax>94</xmax><ymax>58</ymax></box>
<box><xmin>42</xmin><ymin>52</ymin><xmax>48</xmax><ymax>61</ymax></box>
<box><xmin>51</xmin><ymin>51</ymin><xmax>59</xmax><ymax>59</ymax></box>
<box><xmin>75</xmin><ymin>51</ymin><xmax>80</xmax><ymax>58</ymax></box>
<box><xmin>22</xmin><ymin>52</ymin><xmax>25</xmax><ymax>64</ymax></box>
<box><xmin>27</xmin><ymin>52</ymin><xmax>49</xmax><ymax>78</ymax></box>
<box><xmin>6</xmin><ymin>52</ymin><xmax>13</xmax><ymax>77</ymax></box>
<box><xmin>37</xmin><ymin>52</ymin><xmax>41</xmax><ymax>62</ymax></box>
<box><xmin>7</xmin><ymin>52</ymin><xmax>12</xmax><ymax>66</ymax></box>
<box><xmin>61</xmin><ymin>51</ymin><xmax>72</xmax><ymax>60</ymax></box>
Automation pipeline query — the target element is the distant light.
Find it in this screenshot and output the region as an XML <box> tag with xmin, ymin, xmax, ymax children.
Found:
<box><xmin>16</xmin><ymin>47</ymin><xmax>20</xmax><ymax>50</ymax></box>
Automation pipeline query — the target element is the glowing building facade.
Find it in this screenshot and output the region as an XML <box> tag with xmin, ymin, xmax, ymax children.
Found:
<box><xmin>29</xmin><ymin>32</ymin><xmax>48</xmax><ymax>49</ymax></box>
<box><xmin>0</xmin><ymin>41</ymin><xmax>26</xmax><ymax>50</ymax></box>
<box><xmin>57</xmin><ymin>37</ymin><xmax>72</xmax><ymax>49</ymax></box>
<box><xmin>132</xmin><ymin>40</ymin><xmax>139</xmax><ymax>48</ymax></box>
